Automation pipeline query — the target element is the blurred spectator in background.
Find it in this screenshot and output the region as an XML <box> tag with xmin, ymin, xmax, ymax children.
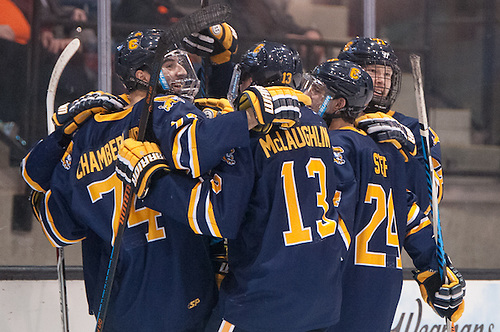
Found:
<box><xmin>0</xmin><ymin>0</ymin><xmax>31</xmax><ymax>159</ymax></box>
<box><xmin>0</xmin><ymin>0</ymin><xmax>31</xmax><ymax>44</ymax></box>
<box><xmin>22</xmin><ymin>0</ymin><xmax>98</xmax><ymax>144</ymax></box>
<box><xmin>0</xmin><ymin>0</ymin><xmax>30</xmax><ymax>127</ymax></box>
<box><xmin>288</xmin><ymin>27</ymin><xmax>327</xmax><ymax>71</ymax></box>
<box><xmin>39</xmin><ymin>0</ymin><xmax>88</xmax><ymax>55</ymax></box>
<box><xmin>227</xmin><ymin>0</ymin><xmax>307</xmax><ymax>56</ymax></box>
<box><xmin>227</xmin><ymin>0</ymin><xmax>326</xmax><ymax>71</ymax></box>
<box><xmin>113</xmin><ymin>0</ymin><xmax>184</xmax><ymax>27</ymax></box>
<box><xmin>35</xmin><ymin>0</ymin><xmax>96</xmax><ymax>110</ymax></box>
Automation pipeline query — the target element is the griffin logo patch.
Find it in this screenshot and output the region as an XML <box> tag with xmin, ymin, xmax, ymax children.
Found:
<box><xmin>332</xmin><ymin>146</ymin><xmax>345</xmax><ymax>165</ymax></box>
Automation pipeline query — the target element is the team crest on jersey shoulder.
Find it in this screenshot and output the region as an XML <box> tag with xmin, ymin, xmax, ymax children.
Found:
<box><xmin>332</xmin><ymin>146</ymin><xmax>346</xmax><ymax>165</ymax></box>
<box><xmin>156</xmin><ymin>95</ymin><xmax>185</xmax><ymax>113</ymax></box>
<box><xmin>61</xmin><ymin>142</ymin><xmax>73</xmax><ymax>170</ymax></box>
<box><xmin>61</xmin><ymin>152</ymin><xmax>73</xmax><ymax>170</ymax></box>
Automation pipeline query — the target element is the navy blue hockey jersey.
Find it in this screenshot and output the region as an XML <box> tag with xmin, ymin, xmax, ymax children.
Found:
<box><xmin>328</xmin><ymin>126</ymin><xmax>438</xmax><ymax>332</ymax></box>
<box><xmin>184</xmin><ymin>107</ymin><xmax>351</xmax><ymax>332</ymax></box>
<box><xmin>21</xmin><ymin>94</ymin><xmax>251</xmax><ymax>331</ymax></box>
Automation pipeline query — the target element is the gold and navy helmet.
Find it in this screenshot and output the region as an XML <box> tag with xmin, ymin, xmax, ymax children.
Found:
<box><xmin>115</xmin><ymin>29</ymin><xmax>164</xmax><ymax>91</ymax></box>
<box><xmin>338</xmin><ymin>37</ymin><xmax>401</xmax><ymax>113</ymax></box>
<box><xmin>240</xmin><ymin>40</ymin><xmax>303</xmax><ymax>89</ymax></box>
<box><xmin>115</xmin><ymin>29</ymin><xmax>200</xmax><ymax>100</ymax></box>
<box><xmin>303</xmin><ymin>59</ymin><xmax>373</xmax><ymax>123</ymax></box>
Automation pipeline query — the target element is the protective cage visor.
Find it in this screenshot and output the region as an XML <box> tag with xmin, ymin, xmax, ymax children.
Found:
<box><xmin>159</xmin><ymin>49</ymin><xmax>200</xmax><ymax>101</ymax></box>
<box><xmin>301</xmin><ymin>73</ymin><xmax>336</xmax><ymax>116</ymax></box>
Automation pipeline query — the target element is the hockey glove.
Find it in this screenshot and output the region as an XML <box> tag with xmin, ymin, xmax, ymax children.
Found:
<box><xmin>53</xmin><ymin>91</ymin><xmax>127</xmax><ymax>136</ymax></box>
<box><xmin>115</xmin><ymin>138</ymin><xmax>170</xmax><ymax>199</ymax></box>
<box><xmin>413</xmin><ymin>258</ymin><xmax>466</xmax><ymax>322</ymax></box>
<box><xmin>355</xmin><ymin>112</ymin><xmax>417</xmax><ymax>162</ymax></box>
<box><xmin>182</xmin><ymin>23</ymin><xmax>238</xmax><ymax>64</ymax></box>
<box><xmin>237</xmin><ymin>86</ymin><xmax>309</xmax><ymax>133</ymax></box>
<box><xmin>194</xmin><ymin>98</ymin><xmax>234</xmax><ymax>119</ymax></box>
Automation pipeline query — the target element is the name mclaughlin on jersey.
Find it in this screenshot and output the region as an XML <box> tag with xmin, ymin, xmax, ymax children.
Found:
<box><xmin>76</xmin><ymin>135</ymin><xmax>124</xmax><ymax>179</ymax></box>
<box><xmin>259</xmin><ymin>125</ymin><xmax>331</xmax><ymax>158</ymax></box>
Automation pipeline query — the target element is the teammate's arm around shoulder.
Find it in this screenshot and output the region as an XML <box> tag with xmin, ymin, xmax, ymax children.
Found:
<box><xmin>356</xmin><ymin>112</ymin><xmax>417</xmax><ymax>161</ymax></box>
<box><xmin>236</xmin><ymin>85</ymin><xmax>310</xmax><ymax>133</ymax></box>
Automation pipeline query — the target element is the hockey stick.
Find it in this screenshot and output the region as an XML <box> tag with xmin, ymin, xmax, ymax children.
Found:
<box><xmin>46</xmin><ymin>37</ymin><xmax>81</xmax><ymax>332</ymax></box>
<box><xmin>199</xmin><ymin>0</ymin><xmax>209</xmax><ymax>97</ymax></box>
<box><xmin>47</xmin><ymin>38</ymin><xmax>81</xmax><ymax>134</ymax></box>
<box><xmin>410</xmin><ymin>54</ymin><xmax>454</xmax><ymax>332</ymax></box>
<box><xmin>94</xmin><ymin>4</ymin><xmax>231</xmax><ymax>332</ymax></box>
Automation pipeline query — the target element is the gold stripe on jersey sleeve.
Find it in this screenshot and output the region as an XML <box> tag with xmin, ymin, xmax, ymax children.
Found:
<box><xmin>171</xmin><ymin>125</ymin><xmax>190</xmax><ymax>172</ymax></box>
<box><xmin>20</xmin><ymin>152</ymin><xmax>45</xmax><ymax>192</ymax></box>
<box><xmin>337</xmin><ymin>216</ymin><xmax>351</xmax><ymax>250</ymax></box>
<box><xmin>406</xmin><ymin>216</ymin><xmax>431</xmax><ymax>237</ymax></box>
<box><xmin>188</xmin><ymin>117</ymin><xmax>201</xmax><ymax>178</ymax></box>
<box><xmin>205</xmin><ymin>193</ymin><xmax>222</xmax><ymax>238</ymax></box>
<box><xmin>188</xmin><ymin>182</ymin><xmax>203</xmax><ymax>235</ymax></box>
<box><xmin>43</xmin><ymin>190</ymin><xmax>85</xmax><ymax>246</ymax></box>
<box><xmin>407</xmin><ymin>201</ymin><xmax>420</xmax><ymax>226</ymax></box>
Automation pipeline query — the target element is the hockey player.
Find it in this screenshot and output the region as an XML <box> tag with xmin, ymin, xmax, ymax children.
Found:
<box><xmin>117</xmin><ymin>41</ymin><xmax>351</xmax><ymax>332</ymax></box>
<box><xmin>302</xmin><ymin>59</ymin><xmax>465</xmax><ymax>331</ymax></box>
<box><xmin>337</xmin><ymin>36</ymin><xmax>443</xmax><ymax>217</ymax></box>
<box><xmin>208</xmin><ymin>42</ymin><xmax>349</xmax><ymax>332</ymax></box>
<box><xmin>20</xmin><ymin>27</ymin><xmax>261</xmax><ymax>332</ymax></box>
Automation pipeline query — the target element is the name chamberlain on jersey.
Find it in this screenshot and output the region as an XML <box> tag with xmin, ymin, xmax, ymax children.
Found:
<box><xmin>259</xmin><ymin>124</ymin><xmax>330</xmax><ymax>158</ymax></box>
<box><xmin>70</xmin><ymin>135</ymin><xmax>124</xmax><ymax>179</ymax></box>
<box><xmin>70</xmin><ymin>96</ymin><xmax>188</xmax><ymax>180</ymax></box>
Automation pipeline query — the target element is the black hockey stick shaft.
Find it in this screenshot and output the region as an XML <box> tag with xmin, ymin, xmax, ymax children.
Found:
<box><xmin>199</xmin><ymin>0</ymin><xmax>209</xmax><ymax>97</ymax></box>
<box><xmin>95</xmin><ymin>4</ymin><xmax>231</xmax><ymax>332</ymax></box>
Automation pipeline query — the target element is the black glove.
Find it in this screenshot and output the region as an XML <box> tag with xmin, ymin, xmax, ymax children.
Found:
<box><xmin>182</xmin><ymin>23</ymin><xmax>238</xmax><ymax>64</ymax></box>
<box><xmin>194</xmin><ymin>98</ymin><xmax>234</xmax><ymax>119</ymax></box>
<box><xmin>356</xmin><ymin>112</ymin><xmax>417</xmax><ymax>162</ymax></box>
<box><xmin>237</xmin><ymin>86</ymin><xmax>309</xmax><ymax>133</ymax></box>
<box><xmin>115</xmin><ymin>138</ymin><xmax>170</xmax><ymax>199</ymax></box>
<box><xmin>413</xmin><ymin>257</ymin><xmax>466</xmax><ymax>322</ymax></box>
<box><xmin>53</xmin><ymin>91</ymin><xmax>127</xmax><ymax>136</ymax></box>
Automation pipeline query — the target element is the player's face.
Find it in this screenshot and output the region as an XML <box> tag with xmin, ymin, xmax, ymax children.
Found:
<box><xmin>364</xmin><ymin>64</ymin><xmax>392</xmax><ymax>98</ymax></box>
<box><xmin>161</xmin><ymin>56</ymin><xmax>188</xmax><ymax>93</ymax></box>
<box><xmin>302</xmin><ymin>76</ymin><xmax>335</xmax><ymax>115</ymax></box>
<box><xmin>305</xmin><ymin>82</ymin><xmax>327</xmax><ymax>113</ymax></box>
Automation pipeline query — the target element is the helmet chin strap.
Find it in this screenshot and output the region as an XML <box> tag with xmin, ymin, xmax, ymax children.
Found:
<box><xmin>159</xmin><ymin>70</ymin><xmax>171</xmax><ymax>92</ymax></box>
<box><xmin>317</xmin><ymin>95</ymin><xmax>332</xmax><ymax>117</ymax></box>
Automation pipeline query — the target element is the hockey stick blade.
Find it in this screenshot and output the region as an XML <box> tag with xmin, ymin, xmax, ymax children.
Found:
<box><xmin>47</xmin><ymin>38</ymin><xmax>81</xmax><ymax>134</ymax></box>
<box><xmin>410</xmin><ymin>53</ymin><xmax>453</xmax><ymax>332</ymax></box>
<box><xmin>95</xmin><ymin>4</ymin><xmax>231</xmax><ymax>332</ymax></box>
